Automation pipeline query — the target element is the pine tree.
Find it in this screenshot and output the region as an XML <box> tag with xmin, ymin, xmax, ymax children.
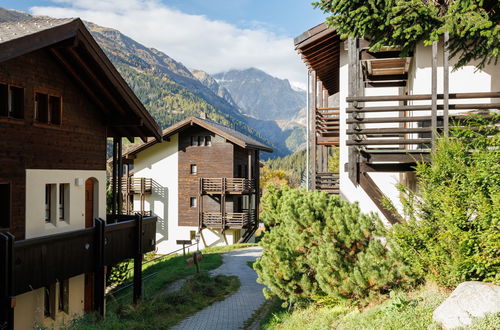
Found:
<box><xmin>313</xmin><ymin>0</ymin><xmax>499</xmax><ymax>69</ymax></box>
<box><xmin>255</xmin><ymin>186</ymin><xmax>411</xmax><ymax>305</ymax></box>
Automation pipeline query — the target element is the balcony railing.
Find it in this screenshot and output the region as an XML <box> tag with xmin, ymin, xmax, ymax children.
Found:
<box><xmin>315</xmin><ymin>172</ymin><xmax>340</xmax><ymax>194</ymax></box>
<box><xmin>201</xmin><ymin>178</ymin><xmax>256</xmax><ymax>194</ymax></box>
<box><xmin>316</xmin><ymin>107</ymin><xmax>340</xmax><ymax>146</ymax></box>
<box><xmin>201</xmin><ymin>210</ymin><xmax>256</xmax><ymax>229</ymax></box>
<box><xmin>112</xmin><ymin>177</ymin><xmax>152</xmax><ymax>194</ymax></box>
<box><xmin>0</xmin><ymin>214</ymin><xmax>156</xmax><ymax>297</ymax></box>
<box><xmin>346</xmin><ymin>91</ymin><xmax>500</xmax><ymax>160</ymax></box>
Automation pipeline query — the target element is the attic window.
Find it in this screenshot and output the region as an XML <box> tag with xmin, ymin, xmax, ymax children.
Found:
<box><xmin>205</xmin><ymin>136</ymin><xmax>212</xmax><ymax>146</ymax></box>
<box><xmin>0</xmin><ymin>83</ymin><xmax>24</xmax><ymax>119</ymax></box>
<box><xmin>35</xmin><ymin>92</ymin><xmax>61</xmax><ymax>125</ymax></box>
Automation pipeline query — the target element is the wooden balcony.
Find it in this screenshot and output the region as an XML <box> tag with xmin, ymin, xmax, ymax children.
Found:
<box><xmin>200</xmin><ymin>178</ymin><xmax>256</xmax><ymax>194</ymax></box>
<box><xmin>346</xmin><ymin>91</ymin><xmax>500</xmax><ymax>167</ymax></box>
<box><xmin>315</xmin><ymin>172</ymin><xmax>340</xmax><ymax>194</ymax></box>
<box><xmin>316</xmin><ymin>107</ymin><xmax>340</xmax><ymax>146</ymax></box>
<box><xmin>0</xmin><ymin>214</ymin><xmax>156</xmax><ymax>297</ymax></box>
<box><xmin>113</xmin><ymin>177</ymin><xmax>153</xmax><ymax>194</ymax></box>
<box><xmin>201</xmin><ymin>210</ymin><xmax>256</xmax><ymax>229</ymax></box>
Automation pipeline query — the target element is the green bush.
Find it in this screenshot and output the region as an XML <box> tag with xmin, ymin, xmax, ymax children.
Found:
<box><xmin>255</xmin><ymin>186</ymin><xmax>411</xmax><ymax>305</ymax></box>
<box><xmin>391</xmin><ymin>115</ymin><xmax>500</xmax><ymax>287</ymax></box>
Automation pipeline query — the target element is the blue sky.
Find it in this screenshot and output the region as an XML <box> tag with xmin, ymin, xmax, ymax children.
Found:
<box><xmin>3</xmin><ymin>0</ymin><xmax>328</xmax><ymax>86</ymax></box>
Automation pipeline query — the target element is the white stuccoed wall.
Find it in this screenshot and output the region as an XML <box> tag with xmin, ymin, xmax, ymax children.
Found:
<box><xmin>339</xmin><ymin>39</ymin><xmax>499</xmax><ymax>225</ymax></box>
<box><xmin>132</xmin><ymin>134</ymin><xmax>240</xmax><ymax>255</ymax></box>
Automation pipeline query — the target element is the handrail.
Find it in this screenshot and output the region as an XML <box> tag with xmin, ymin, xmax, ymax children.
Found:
<box><xmin>201</xmin><ymin>178</ymin><xmax>256</xmax><ymax>193</ymax></box>
<box><xmin>347</xmin><ymin>91</ymin><xmax>500</xmax><ymax>102</ymax></box>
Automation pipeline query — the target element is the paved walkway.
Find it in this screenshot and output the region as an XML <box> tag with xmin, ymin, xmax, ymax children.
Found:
<box><xmin>172</xmin><ymin>246</ymin><xmax>265</xmax><ymax>330</ymax></box>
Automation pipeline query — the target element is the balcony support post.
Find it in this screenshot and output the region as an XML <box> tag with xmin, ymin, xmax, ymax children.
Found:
<box><xmin>112</xmin><ymin>137</ymin><xmax>118</xmax><ymax>215</ymax></box>
<box><xmin>443</xmin><ymin>32</ymin><xmax>449</xmax><ymax>137</ymax></box>
<box><xmin>93</xmin><ymin>218</ymin><xmax>105</xmax><ymax>318</ymax></box>
<box><xmin>310</xmin><ymin>70</ymin><xmax>317</xmax><ymax>191</ymax></box>
<box><xmin>347</xmin><ymin>37</ymin><xmax>360</xmax><ymax>185</ymax></box>
<box><xmin>0</xmin><ymin>232</ymin><xmax>14</xmax><ymax>330</ymax></box>
<box><xmin>133</xmin><ymin>214</ymin><xmax>143</xmax><ymax>305</ymax></box>
<box><xmin>431</xmin><ymin>40</ymin><xmax>438</xmax><ymax>150</ymax></box>
<box><xmin>117</xmin><ymin>138</ymin><xmax>123</xmax><ymax>215</ymax></box>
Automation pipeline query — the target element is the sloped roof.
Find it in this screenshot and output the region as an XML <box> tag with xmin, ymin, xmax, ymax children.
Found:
<box><xmin>0</xmin><ymin>18</ymin><xmax>161</xmax><ymax>140</ymax></box>
<box><xmin>294</xmin><ymin>23</ymin><xmax>341</xmax><ymax>95</ymax></box>
<box><xmin>123</xmin><ymin>116</ymin><xmax>273</xmax><ymax>157</ymax></box>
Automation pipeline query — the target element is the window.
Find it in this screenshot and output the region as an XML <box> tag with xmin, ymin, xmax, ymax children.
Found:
<box><xmin>190</xmin><ymin>164</ymin><xmax>197</xmax><ymax>175</ymax></box>
<box><xmin>0</xmin><ymin>83</ymin><xmax>24</xmax><ymax>119</ymax></box>
<box><xmin>198</xmin><ymin>136</ymin><xmax>204</xmax><ymax>146</ymax></box>
<box><xmin>205</xmin><ymin>136</ymin><xmax>212</xmax><ymax>146</ymax></box>
<box><xmin>58</xmin><ymin>280</ymin><xmax>69</xmax><ymax>313</ymax></box>
<box><xmin>190</xmin><ymin>230</ymin><xmax>196</xmax><ymax>240</ymax></box>
<box><xmin>190</xmin><ymin>136</ymin><xmax>197</xmax><ymax>146</ymax></box>
<box><xmin>36</xmin><ymin>92</ymin><xmax>61</xmax><ymax>125</ymax></box>
<box><xmin>44</xmin><ymin>284</ymin><xmax>56</xmax><ymax>319</ymax></box>
<box><xmin>58</xmin><ymin>184</ymin><xmax>69</xmax><ymax>221</ymax></box>
<box><xmin>0</xmin><ymin>184</ymin><xmax>10</xmax><ymax>228</ymax></box>
<box><xmin>45</xmin><ymin>184</ymin><xmax>56</xmax><ymax>224</ymax></box>
<box><xmin>190</xmin><ymin>197</ymin><xmax>197</xmax><ymax>208</ymax></box>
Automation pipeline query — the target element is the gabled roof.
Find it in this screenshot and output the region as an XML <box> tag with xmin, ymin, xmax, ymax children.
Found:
<box><xmin>0</xmin><ymin>18</ymin><xmax>161</xmax><ymax>140</ymax></box>
<box><xmin>123</xmin><ymin>116</ymin><xmax>273</xmax><ymax>157</ymax></box>
<box><xmin>294</xmin><ymin>23</ymin><xmax>341</xmax><ymax>95</ymax></box>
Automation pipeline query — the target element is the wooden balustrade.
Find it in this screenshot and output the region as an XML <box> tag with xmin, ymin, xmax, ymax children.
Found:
<box><xmin>0</xmin><ymin>214</ymin><xmax>156</xmax><ymax>297</ymax></box>
<box><xmin>346</xmin><ymin>92</ymin><xmax>500</xmax><ymax>154</ymax></box>
<box><xmin>201</xmin><ymin>210</ymin><xmax>256</xmax><ymax>229</ymax></box>
<box><xmin>113</xmin><ymin>177</ymin><xmax>153</xmax><ymax>194</ymax></box>
<box><xmin>315</xmin><ymin>172</ymin><xmax>340</xmax><ymax>194</ymax></box>
<box><xmin>316</xmin><ymin>107</ymin><xmax>340</xmax><ymax>145</ymax></box>
<box><xmin>201</xmin><ymin>178</ymin><xmax>256</xmax><ymax>194</ymax></box>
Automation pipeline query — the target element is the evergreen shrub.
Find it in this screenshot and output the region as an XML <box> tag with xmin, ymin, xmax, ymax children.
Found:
<box><xmin>391</xmin><ymin>115</ymin><xmax>500</xmax><ymax>287</ymax></box>
<box><xmin>255</xmin><ymin>186</ymin><xmax>410</xmax><ymax>305</ymax></box>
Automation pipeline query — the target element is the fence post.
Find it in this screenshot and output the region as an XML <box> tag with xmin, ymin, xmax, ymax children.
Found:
<box><xmin>93</xmin><ymin>218</ymin><xmax>105</xmax><ymax>318</ymax></box>
<box><xmin>133</xmin><ymin>214</ymin><xmax>143</xmax><ymax>305</ymax></box>
<box><xmin>0</xmin><ymin>232</ymin><xmax>15</xmax><ymax>330</ymax></box>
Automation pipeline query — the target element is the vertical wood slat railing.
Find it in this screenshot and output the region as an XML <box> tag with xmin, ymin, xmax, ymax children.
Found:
<box><xmin>346</xmin><ymin>92</ymin><xmax>500</xmax><ymax>151</ymax></box>
<box><xmin>201</xmin><ymin>210</ymin><xmax>256</xmax><ymax>229</ymax></box>
<box><xmin>200</xmin><ymin>178</ymin><xmax>256</xmax><ymax>193</ymax></box>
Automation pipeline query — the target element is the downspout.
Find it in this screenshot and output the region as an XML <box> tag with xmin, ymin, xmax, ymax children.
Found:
<box><xmin>306</xmin><ymin>70</ymin><xmax>310</xmax><ymax>191</ymax></box>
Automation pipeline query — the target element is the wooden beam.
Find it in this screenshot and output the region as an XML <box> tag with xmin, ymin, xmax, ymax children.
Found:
<box><xmin>443</xmin><ymin>32</ymin><xmax>450</xmax><ymax>137</ymax></box>
<box><xmin>133</xmin><ymin>214</ymin><xmax>143</xmax><ymax>305</ymax></box>
<box><xmin>347</xmin><ymin>91</ymin><xmax>500</xmax><ymax>103</ymax></box>
<box><xmin>360</xmin><ymin>163</ymin><xmax>417</xmax><ymax>172</ymax></box>
<box><xmin>347</xmin><ymin>37</ymin><xmax>359</xmax><ymax>185</ymax></box>
<box><xmin>93</xmin><ymin>219</ymin><xmax>105</xmax><ymax>318</ymax></box>
<box><xmin>431</xmin><ymin>40</ymin><xmax>438</xmax><ymax>150</ymax></box>
<box><xmin>359</xmin><ymin>173</ymin><xmax>400</xmax><ymax>224</ymax></box>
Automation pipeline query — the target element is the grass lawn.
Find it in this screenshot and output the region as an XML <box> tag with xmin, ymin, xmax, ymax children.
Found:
<box><xmin>68</xmin><ymin>272</ymin><xmax>240</xmax><ymax>329</ymax></box>
<box><xmin>65</xmin><ymin>243</ymin><xmax>257</xmax><ymax>329</ymax></box>
<box><xmin>258</xmin><ymin>283</ymin><xmax>500</xmax><ymax>330</ymax></box>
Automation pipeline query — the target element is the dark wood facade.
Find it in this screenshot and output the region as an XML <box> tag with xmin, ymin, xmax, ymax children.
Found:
<box><xmin>0</xmin><ymin>49</ymin><xmax>107</xmax><ymax>239</ymax></box>
<box><xmin>121</xmin><ymin>117</ymin><xmax>271</xmax><ymax>243</ymax></box>
<box><xmin>0</xmin><ymin>18</ymin><xmax>161</xmax><ymax>329</ymax></box>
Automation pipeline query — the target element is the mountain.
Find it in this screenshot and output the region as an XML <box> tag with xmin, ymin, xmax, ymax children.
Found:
<box><xmin>191</xmin><ymin>69</ymin><xmax>306</xmax><ymax>153</ymax></box>
<box><xmin>213</xmin><ymin>68</ymin><xmax>306</xmax><ymax>121</ymax></box>
<box><xmin>0</xmin><ymin>8</ymin><xmax>306</xmax><ymax>157</ymax></box>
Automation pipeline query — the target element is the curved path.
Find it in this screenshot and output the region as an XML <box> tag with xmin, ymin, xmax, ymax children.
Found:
<box><xmin>172</xmin><ymin>246</ymin><xmax>265</xmax><ymax>330</ymax></box>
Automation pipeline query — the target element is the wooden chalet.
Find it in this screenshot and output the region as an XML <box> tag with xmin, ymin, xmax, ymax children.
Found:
<box><xmin>0</xmin><ymin>18</ymin><xmax>161</xmax><ymax>329</ymax></box>
<box><xmin>295</xmin><ymin>23</ymin><xmax>499</xmax><ymax>223</ymax></box>
<box><xmin>121</xmin><ymin>116</ymin><xmax>272</xmax><ymax>253</ymax></box>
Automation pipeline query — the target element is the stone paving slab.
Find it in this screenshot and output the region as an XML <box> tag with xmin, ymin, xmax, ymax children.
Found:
<box><xmin>172</xmin><ymin>246</ymin><xmax>265</xmax><ymax>330</ymax></box>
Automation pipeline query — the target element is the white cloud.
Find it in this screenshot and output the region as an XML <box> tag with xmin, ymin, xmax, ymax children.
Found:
<box><xmin>30</xmin><ymin>0</ymin><xmax>307</xmax><ymax>85</ymax></box>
